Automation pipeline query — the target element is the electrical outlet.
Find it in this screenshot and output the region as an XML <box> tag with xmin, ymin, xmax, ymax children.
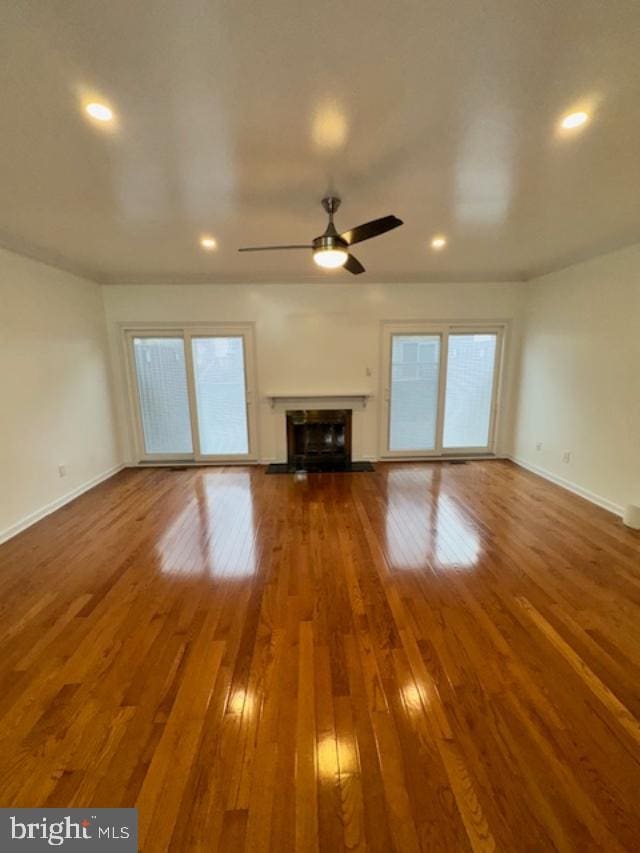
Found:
<box><xmin>536</xmin><ymin>442</ymin><xmax>543</xmax><ymax>451</ymax></box>
<box><xmin>562</xmin><ymin>451</ymin><xmax>571</xmax><ymax>464</ymax></box>
<box><xmin>58</xmin><ymin>464</ymin><xmax>67</xmax><ymax>478</ymax></box>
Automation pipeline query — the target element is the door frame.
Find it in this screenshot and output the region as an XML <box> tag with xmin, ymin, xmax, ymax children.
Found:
<box><xmin>378</xmin><ymin>321</ymin><xmax>506</xmax><ymax>459</ymax></box>
<box><xmin>121</xmin><ymin>322</ymin><xmax>259</xmax><ymax>464</ymax></box>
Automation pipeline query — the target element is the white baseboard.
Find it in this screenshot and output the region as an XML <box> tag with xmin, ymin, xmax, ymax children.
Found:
<box><xmin>134</xmin><ymin>460</ymin><xmax>262</xmax><ymax>468</ymax></box>
<box><xmin>508</xmin><ymin>455</ymin><xmax>624</xmax><ymax>517</ymax></box>
<box><xmin>0</xmin><ymin>463</ymin><xmax>125</xmax><ymax>545</ymax></box>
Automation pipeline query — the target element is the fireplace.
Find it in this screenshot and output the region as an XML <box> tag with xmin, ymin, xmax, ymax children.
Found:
<box><xmin>286</xmin><ymin>409</ymin><xmax>352</xmax><ymax>471</ymax></box>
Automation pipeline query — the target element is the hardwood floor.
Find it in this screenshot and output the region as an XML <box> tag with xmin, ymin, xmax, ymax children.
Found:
<box><xmin>1</xmin><ymin>461</ymin><xmax>639</xmax><ymax>851</ymax></box>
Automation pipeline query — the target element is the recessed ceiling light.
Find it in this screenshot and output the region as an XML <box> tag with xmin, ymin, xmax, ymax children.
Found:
<box><xmin>85</xmin><ymin>102</ymin><xmax>113</xmax><ymax>122</ymax></box>
<box><xmin>431</xmin><ymin>235</ymin><xmax>447</xmax><ymax>250</ymax></box>
<box><xmin>200</xmin><ymin>236</ymin><xmax>217</xmax><ymax>251</ymax></box>
<box><xmin>560</xmin><ymin>110</ymin><xmax>590</xmax><ymax>130</ymax></box>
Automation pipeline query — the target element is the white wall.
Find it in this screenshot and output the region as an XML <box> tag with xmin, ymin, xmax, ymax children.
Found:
<box><xmin>4</xmin><ymin>239</ymin><xmax>637</xmax><ymax>536</ymax></box>
<box><xmin>102</xmin><ymin>281</ymin><xmax>524</xmax><ymax>464</ymax></box>
<box><xmin>0</xmin><ymin>248</ymin><xmax>122</xmax><ymax>541</ymax></box>
<box><xmin>512</xmin><ymin>244</ymin><xmax>640</xmax><ymax>515</ymax></box>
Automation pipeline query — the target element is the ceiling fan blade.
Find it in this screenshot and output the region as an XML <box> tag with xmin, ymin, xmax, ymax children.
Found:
<box><xmin>341</xmin><ymin>215</ymin><xmax>403</xmax><ymax>246</ymax></box>
<box><xmin>238</xmin><ymin>244</ymin><xmax>311</xmax><ymax>252</ymax></box>
<box><xmin>344</xmin><ymin>253</ymin><xmax>365</xmax><ymax>275</ymax></box>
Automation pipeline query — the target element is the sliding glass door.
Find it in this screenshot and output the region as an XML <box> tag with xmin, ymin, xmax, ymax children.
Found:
<box><xmin>132</xmin><ymin>336</ymin><xmax>194</xmax><ymax>457</ymax></box>
<box><xmin>388</xmin><ymin>334</ymin><xmax>442</xmax><ymax>451</ymax></box>
<box><xmin>442</xmin><ymin>333</ymin><xmax>498</xmax><ymax>451</ymax></box>
<box><xmin>382</xmin><ymin>324</ymin><xmax>503</xmax><ymax>457</ymax></box>
<box><xmin>126</xmin><ymin>325</ymin><xmax>257</xmax><ymax>462</ymax></box>
<box><xmin>191</xmin><ymin>336</ymin><xmax>249</xmax><ymax>457</ymax></box>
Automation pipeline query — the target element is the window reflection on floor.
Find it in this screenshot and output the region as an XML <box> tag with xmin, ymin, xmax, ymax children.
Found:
<box><xmin>384</xmin><ymin>468</ymin><xmax>481</xmax><ymax>571</ymax></box>
<box><xmin>433</xmin><ymin>494</ymin><xmax>481</xmax><ymax>569</ymax></box>
<box><xmin>155</xmin><ymin>471</ymin><xmax>256</xmax><ymax>577</ymax></box>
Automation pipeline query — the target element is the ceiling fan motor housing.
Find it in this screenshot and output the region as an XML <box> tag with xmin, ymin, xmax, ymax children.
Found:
<box><xmin>313</xmin><ymin>233</ymin><xmax>348</xmax><ymax>252</ymax></box>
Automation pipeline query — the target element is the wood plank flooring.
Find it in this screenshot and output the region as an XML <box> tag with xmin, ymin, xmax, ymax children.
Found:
<box><xmin>1</xmin><ymin>460</ymin><xmax>639</xmax><ymax>851</ymax></box>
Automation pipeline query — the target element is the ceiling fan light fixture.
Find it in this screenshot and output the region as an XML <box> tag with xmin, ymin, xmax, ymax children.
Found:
<box><xmin>313</xmin><ymin>247</ymin><xmax>349</xmax><ymax>269</ymax></box>
<box><xmin>238</xmin><ymin>195</ymin><xmax>402</xmax><ymax>277</ymax></box>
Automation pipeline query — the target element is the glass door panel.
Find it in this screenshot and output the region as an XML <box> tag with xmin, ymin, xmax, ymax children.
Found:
<box><xmin>442</xmin><ymin>333</ymin><xmax>498</xmax><ymax>449</ymax></box>
<box><xmin>132</xmin><ymin>337</ymin><xmax>193</xmax><ymax>455</ymax></box>
<box><xmin>191</xmin><ymin>336</ymin><xmax>249</xmax><ymax>456</ymax></box>
<box><xmin>388</xmin><ymin>334</ymin><xmax>441</xmax><ymax>451</ymax></box>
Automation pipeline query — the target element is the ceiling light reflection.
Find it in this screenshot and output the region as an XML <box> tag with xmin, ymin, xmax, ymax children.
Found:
<box><xmin>455</xmin><ymin>111</ymin><xmax>513</xmax><ymax>226</ymax></box>
<box><xmin>228</xmin><ymin>688</ymin><xmax>254</xmax><ymax>716</ymax></box>
<box><xmin>318</xmin><ymin>734</ymin><xmax>358</xmax><ymax>781</ymax></box>
<box><xmin>337</xmin><ymin>737</ymin><xmax>358</xmax><ymax>775</ymax></box>
<box><xmin>402</xmin><ymin>682</ymin><xmax>423</xmax><ymax>717</ymax></box>
<box><xmin>317</xmin><ymin>735</ymin><xmax>339</xmax><ymax>782</ymax></box>
<box><xmin>312</xmin><ymin>102</ymin><xmax>348</xmax><ymax>150</ymax></box>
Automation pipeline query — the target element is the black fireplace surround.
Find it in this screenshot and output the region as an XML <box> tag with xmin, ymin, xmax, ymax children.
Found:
<box><xmin>264</xmin><ymin>409</ymin><xmax>374</xmax><ymax>474</ymax></box>
<box><xmin>286</xmin><ymin>409</ymin><xmax>352</xmax><ymax>471</ymax></box>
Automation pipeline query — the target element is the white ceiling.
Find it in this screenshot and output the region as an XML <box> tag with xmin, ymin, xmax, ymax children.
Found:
<box><xmin>1</xmin><ymin>0</ymin><xmax>640</xmax><ymax>284</ymax></box>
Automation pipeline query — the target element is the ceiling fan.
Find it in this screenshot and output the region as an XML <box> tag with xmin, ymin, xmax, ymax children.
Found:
<box><xmin>238</xmin><ymin>196</ymin><xmax>403</xmax><ymax>275</ymax></box>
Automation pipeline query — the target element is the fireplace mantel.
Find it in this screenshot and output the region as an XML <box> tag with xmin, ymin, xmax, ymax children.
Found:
<box><xmin>266</xmin><ymin>392</ymin><xmax>371</xmax><ymax>409</ymax></box>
